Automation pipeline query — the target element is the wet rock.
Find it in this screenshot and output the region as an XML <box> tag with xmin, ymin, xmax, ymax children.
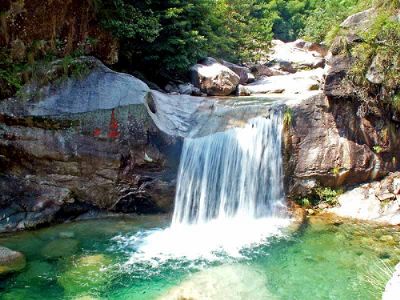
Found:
<box><xmin>307</xmin><ymin>209</ymin><xmax>315</xmax><ymax>215</ymax></box>
<box><xmin>190</xmin><ymin>57</ymin><xmax>240</xmax><ymax>96</ymax></box>
<box><xmin>165</xmin><ymin>82</ymin><xmax>202</xmax><ymax>96</ymax></box>
<box><xmin>16</xmin><ymin>260</ymin><xmax>55</xmax><ymax>284</ymax></box>
<box><xmin>40</xmin><ymin>238</ymin><xmax>79</xmax><ymax>259</ymax></box>
<box><xmin>245</xmin><ymin>69</ymin><xmax>323</xmax><ymax>96</ymax></box>
<box><xmin>0</xmin><ymin>246</ymin><xmax>26</xmax><ymax>276</ymax></box>
<box><xmin>380</xmin><ymin>235</ymin><xmax>394</xmax><ymax>242</ymax></box>
<box><xmin>160</xmin><ymin>264</ymin><xmax>275</xmax><ymax>300</ymax></box>
<box><xmin>59</xmin><ymin>231</ymin><xmax>75</xmax><ymax>239</ymax></box>
<box><xmin>377</xmin><ymin>193</ymin><xmax>396</xmax><ymax>202</ymax></box>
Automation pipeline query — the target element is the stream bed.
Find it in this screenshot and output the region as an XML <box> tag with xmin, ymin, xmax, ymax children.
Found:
<box><xmin>0</xmin><ymin>214</ymin><xmax>399</xmax><ymax>300</ymax></box>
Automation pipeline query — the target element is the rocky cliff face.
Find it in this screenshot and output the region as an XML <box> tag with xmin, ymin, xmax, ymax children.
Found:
<box><xmin>284</xmin><ymin>41</ymin><xmax>400</xmax><ymax>198</ymax></box>
<box><xmin>0</xmin><ymin>58</ymin><xmax>180</xmax><ymax>232</ymax></box>
<box><xmin>285</xmin><ymin>94</ymin><xmax>400</xmax><ymax>196</ymax></box>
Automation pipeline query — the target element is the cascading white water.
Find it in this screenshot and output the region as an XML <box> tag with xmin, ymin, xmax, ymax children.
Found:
<box><xmin>121</xmin><ymin>110</ymin><xmax>290</xmax><ymax>262</ymax></box>
<box><xmin>172</xmin><ymin>113</ymin><xmax>286</xmax><ymax>226</ymax></box>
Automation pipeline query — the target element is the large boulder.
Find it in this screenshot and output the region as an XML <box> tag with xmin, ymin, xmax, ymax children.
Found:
<box><xmin>190</xmin><ymin>57</ymin><xmax>240</xmax><ymax>96</ymax></box>
<box><xmin>0</xmin><ymin>57</ymin><xmax>180</xmax><ymax>232</ymax></box>
<box><xmin>340</xmin><ymin>8</ymin><xmax>377</xmax><ymax>29</ymax></box>
<box><xmin>0</xmin><ymin>246</ymin><xmax>26</xmax><ymax>276</ymax></box>
<box><xmin>40</xmin><ymin>239</ymin><xmax>79</xmax><ymax>259</ymax></box>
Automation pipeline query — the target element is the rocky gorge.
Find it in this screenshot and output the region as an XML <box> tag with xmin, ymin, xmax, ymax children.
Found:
<box><xmin>1</xmin><ymin>34</ymin><xmax>399</xmax><ymax>233</ymax></box>
<box><xmin>1</xmin><ymin>2</ymin><xmax>400</xmax><ymax>298</ymax></box>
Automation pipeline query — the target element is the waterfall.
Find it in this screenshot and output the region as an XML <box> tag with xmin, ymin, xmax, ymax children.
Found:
<box><xmin>172</xmin><ymin>112</ymin><xmax>286</xmax><ymax>226</ymax></box>
<box><xmin>122</xmin><ymin>110</ymin><xmax>289</xmax><ymax>262</ymax></box>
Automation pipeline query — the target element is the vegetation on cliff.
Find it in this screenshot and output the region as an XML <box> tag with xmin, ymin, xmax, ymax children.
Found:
<box><xmin>0</xmin><ymin>0</ymin><xmax>399</xmax><ymax>95</ymax></box>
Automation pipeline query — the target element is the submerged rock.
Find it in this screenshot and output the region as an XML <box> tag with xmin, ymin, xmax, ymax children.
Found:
<box><xmin>160</xmin><ymin>264</ymin><xmax>277</xmax><ymax>300</ymax></box>
<box><xmin>0</xmin><ymin>246</ymin><xmax>26</xmax><ymax>276</ymax></box>
<box><xmin>16</xmin><ymin>260</ymin><xmax>55</xmax><ymax>284</ymax></box>
<box><xmin>40</xmin><ymin>238</ymin><xmax>79</xmax><ymax>259</ymax></box>
<box><xmin>58</xmin><ymin>254</ymin><xmax>112</xmax><ymax>295</ymax></box>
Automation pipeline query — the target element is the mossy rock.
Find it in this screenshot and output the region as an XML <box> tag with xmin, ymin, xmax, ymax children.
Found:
<box><xmin>58</xmin><ymin>254</ymin><xmax>112</xmax><ymax>295</ymax></box>
<box><xmin>40</xmin><ymin>238</ymin><xmax>79</xmax><ymax>259</ymax></box>
<box><xmin>0</xmin><ymin>246</ymin><xmax>26</xmax><ymax>276</ymax></box>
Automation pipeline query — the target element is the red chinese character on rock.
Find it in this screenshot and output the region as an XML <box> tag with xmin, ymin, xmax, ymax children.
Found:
<box><xmin>108</xmin><ymin>110</ymin><xmax>120</xmax><ymax>139</ymax></box>
<box><xmin>93</xmin><ymin>128</ymin><xmax>101</xmax><ymax>137</ymax></box>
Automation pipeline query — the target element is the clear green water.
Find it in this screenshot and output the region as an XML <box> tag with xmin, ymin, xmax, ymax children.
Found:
<box><xmin>0</xmin><ymin>215</ymin><xmax>399</xmax><ymax>300</ymax></box>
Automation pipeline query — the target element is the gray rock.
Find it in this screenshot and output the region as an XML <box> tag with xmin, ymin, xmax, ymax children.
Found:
<box><xmin>0</xmin><ymin>57</ymin><xmax>150</xmax><ymax>116</ymax></box>
<box><xmin>366</xmin><ymin>54</ymin><xmax>386</xmax><ymax>84</ymax></box>
<box><xmin>0</xmin><ymin>57</ymin><xmax>180</xmax><ymax>232</ymax></box>
<box><xmin>329</xmin><ymin>172</ymin><xmax>400</xmax><ymax>225</ymax></box>
<box><xmin>250</xmin><ymin>64</ymin><xmax>287</xmax><ymax>78</ymax></box>
<box><xmin>190</xmin><ymin>59</ymin><xmax>240</xmax><ymax>96</ymax></box>
<box><xmin>340</xmin><ymin>8</ymin><xmax>377</xmax><ymax>29</ymax></box>
<box><xmin>0</xmin><ymin>246</ymin><xmax>26</xmax><ymax>275</ymax></box>
<box><xmin>377</xmin><ymin>193</ymin><xmax>396</xmax><ymax>201</ymax></box>
<box><xmin>221</xmin><ymin>60</ymin><xmax>253</xmax><ymax>84</ymax></box>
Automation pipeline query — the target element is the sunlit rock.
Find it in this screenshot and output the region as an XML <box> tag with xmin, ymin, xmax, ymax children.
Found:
<box><xmin>340</xmin><ymin>8</ymin><xmax>377</xmax><ymax>29</ymax></box>
<box><xmin>190</xmin><ymin>57</ymin><xmax>240</xmax><ymax>96</ymax></box>
<box><xmin>329</xmin><ymin>172</ymin><xmax>400</xmax><ymax>225</ymax></box>
<box><xmin>268</xmin><ymin>40</ymin><xmax>325</xmax><ymax>70</ymax></box>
